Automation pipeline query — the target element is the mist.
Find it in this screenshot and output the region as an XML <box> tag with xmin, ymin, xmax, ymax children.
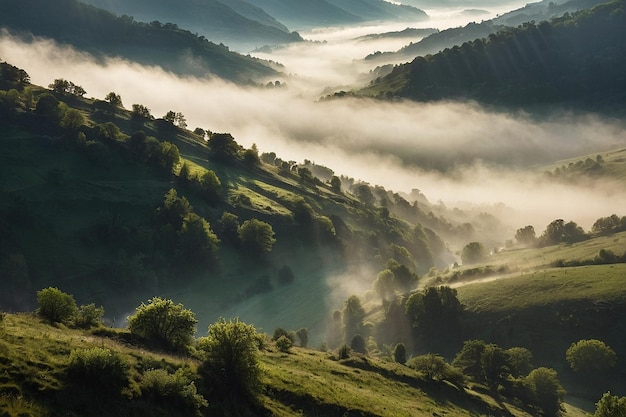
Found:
<box><xmin>2</xmin><ymin>30</ymin><xmax>625</xmax><ymax>236</ymax></box>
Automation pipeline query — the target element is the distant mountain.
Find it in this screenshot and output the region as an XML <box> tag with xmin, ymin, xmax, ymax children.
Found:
<box><xmin>326</xmin><ymin>0</ymin><xmax>429</xmax><ymax>22</ymax></box>
<box><xmin>359</xmin><ymin>0</ymin><xmax>626</xmax><ymax>112</ymax></box>
<box><xmin>365</xmin><ymin>22</ymin><xmax>505</xmax><ymax>63</ymax></box>
<box><xmin>245</xmin><ymin>0</ymin><xmax>428</xmax><ymax>30</ymax></box>
<box><xmin>80</xmin><ymin>0</ymin><xmax>303</xmax><ymax>51</ymax></box>
<box><xmin>364</xmin><ymin>0</ymin><xmax>607</xmax><ymax>64</ymax></box>
<box><xmin>491</xmin><ymin>0</ymin><xmax>609</xmax><ymax>26</ymax></box>
<box><xmin>0</xmin><ymin>0</ymin><xmax>280</xmax><ymax>83</ymax></box>
<box><xmin>245</xmin><ymin>0</ymin><xmax>364</xmax><ymax>29</ymax></box>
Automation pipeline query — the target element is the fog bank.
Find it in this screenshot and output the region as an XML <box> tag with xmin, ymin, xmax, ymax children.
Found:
<box><xmin>2</xmin><ymin>32</ymin><xmax>625</xmax><ymax>234</ymax></box>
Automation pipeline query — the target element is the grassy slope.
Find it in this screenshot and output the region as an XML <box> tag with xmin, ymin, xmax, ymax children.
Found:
<box><xmin>0</xmin><ymin>312</ymin><xmax>537</xmax><ymax>417</ymax></box>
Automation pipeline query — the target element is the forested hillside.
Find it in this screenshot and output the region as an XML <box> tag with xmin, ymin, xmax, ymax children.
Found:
<box><xmin>0</xmin><ymin>0</ymin><xmax>280</xmax><ymax>82</ymax></box>
<box><xmin>0</xmin><ymin>62</ymin><xmax>455</xmax><ymax>334</ymax></box>
<box><xmin>80</xmin><ymin>0</ymin><xmax>303</xmax><ymax>51</ymax></box>
<box><xmin>360</xmin><ymin>0</ymin><xmax>626</xmax><ymax>113</ymax></box>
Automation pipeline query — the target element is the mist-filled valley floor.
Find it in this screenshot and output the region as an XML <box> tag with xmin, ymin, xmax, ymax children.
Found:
<box><xmin>1</xmin><ymin>0</ymin><xmax>626</xmax><ymax>415</ymax></box>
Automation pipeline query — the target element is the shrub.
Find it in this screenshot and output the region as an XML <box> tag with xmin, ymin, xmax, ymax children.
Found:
<box><xmin>139</xmin><ymin>368</ymin><xmax>207</xmax><ymax>414</ymax></box>
<box><xmin>296</xmin><ymin>328</ymin><xmax>309</xmax><ymax>348</ymax></box>
<box><xmin>338</xmin><ymin>344</ymin><xmax>351</xmax><ymax>359</ymax></box>
<box><xmin>272</xmin><ymin>327</ymin><xmax>295</xmax><ymax>343</ymax></box>
<box><xmin>37</xmin><ymin>287</ymin><xmax>77</xmax><ymax>323</ymax></box>
<box><xmin>593</xmin><ymin>391</ymin><xmax>626</xmax><ymax>417</ymax></box>
<box><xmin>566</xmin><ymin>339</ymin><xmax>617</xmax><ymax>374</ymax></box>
<box><xmin>350</xmin><ymin>334</ymin><xmax>367</xmax><ymax>354</ymax></box>
<box><xmin>73</xmin><ymin>303</ymin><xmax>104</xmax><ymax>328</ymax></box>
<box><xmin>276</xmin><ymin>335</ymin><xmax>293</xmax><ymax>353</ymax></box>
<box><xmin>127</xmin><ymin>297</ymin><xmax>197</xmax><ymax>352</ymax></box>
<box><xmin>524</xmin><ymin>367</ymin><xmax>565</xmax><ymax>417</ymax></box>
<box><xmin>67</xmin><ymin>347</ymin><xmax>128</xmax><ymax>394</ymax></box>
<box><xmin>393</xmin><ymin>343</ymin><xmax>407</xmax><ymax>364</ymax></box>
<box><xmin>197</xmin><ymin>318</ymin><xmax>262</xmax><ymax>401</ymax></box>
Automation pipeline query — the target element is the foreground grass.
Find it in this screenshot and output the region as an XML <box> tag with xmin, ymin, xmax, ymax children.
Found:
<box><xmin>0</xmin><ymin>313</ymin><xmax>543</xmax><ymax>417</ymax></box>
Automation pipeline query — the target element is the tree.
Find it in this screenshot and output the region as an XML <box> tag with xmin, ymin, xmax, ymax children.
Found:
<box><xmin>49</xmin><ymin>78</ymin><xmax>71</xmax><ymax>94</ymax></box>
<box><xmin>157</xmin><ymin>188</ymin><xmax>192</xmax><ymax>229</ymax></box>
<box><xmin>60</xmin><ymin>108</ymin><xmax>84</xmax><ymax>130</ymax></box>
<box><xmin>238</xmin><ymin>218</ymin><xmax>276</xmax><ymax>254</ymax></box>
<box><xmin>197</xmin><ymin>170</ymin><xmax>221</xmax><ymax>203</ymax></box>
<box><xmin>127</xmin><ymin>297</ymin><xmax>197</xmax><ymax>352</ymax></box>
<box><xmin>37</xmin><ymin>287</ymin><xmax>78</xmax><ymax>323</ymax></box>
<box><xmin>453</xmin><ymin>339</ymin><xmax>487</xmax><ymax>381</ymax></box>
<box><xmin>330</xmin><ymin>175</ymin><xmax>342</xmax><ymax>193</ymax></box>
<box><xmin>566</xmin><ymin>339</ymin><xmax>617</xmax><ymax>374</ymax></box>
<box><xmin>132</xmin><ymin>103</ymin><xmax>153</xmax><ymax>119</ymax></box>
<box><xmin>505</xmin><ymin>347</ymin><xmax>533</xmax><ymax>377</ymax></box>
<box><xmin>481</xmin><ymin>343</ymin><xmax>509</xmax><ymax>388</ymax></box>
<box><xmin>151</xmin><ymin>141</ymin><xmax>180</xmax><ymax>173</ymax></box>
<box><xmin>197</xmin><ymin>318</ymin><xmax>262</xmax><ymax>401</ymax></box>
<box><xmin>178</xmin><ymin>213</ymin><xmax>220</xmax><ymax>264</ymax></box>
<box><xmin>276</xmin><ymin>335</ymin><xmax>293</xmax><ymax>352</ymax></box>
<box><xmin>343</xmin><ymin>295</ymin><xmax>365</xmax><ymax>342</ymax></box>
<box><xmin>515</xmin><ymin>225</ymin><xmax>536</xmax><ymax>246</ymax></box>
<box><xmin>350</xmin><ymin>334</ymin><xmax>367</xmax><ymax>354</ymax></box>
<box><xmin>593</xmin><ymin>392</ymin><xmax>626</xmax><ymax>417</ymax></box>
<box><xmin>373</xmin><ymin>269</ymin><xmax>396</xmax><ymax>302</ymax></box>
<box><xmin>461</xmin><ymin>241</ymin><xmax>487</xmax><ymax>264</ymax></box>
<box><xmin>105</xmin><ymin>91</ymin><xmax>123</xmax><ymax>107</ymax></box>
<box><xmin>393</xmin><ymin>343</ymin><xmax>407</xmax><ymax>364</ymax></box>
<box><xmin>74</xmin><ymin>303</ymin><xmax>105</xmax><ymax>328</ymax></box>
<box><xmin>208</xmin><ymin>133</ymin><xmax>241</xmax><ymax>162</ymax></box>
<box><xmin>355</xmin><ymin>183</ymin><xmax>375</xmax><ymax>206</ymax></box>
<box><xmin>296</xmin><ymin>328</ymin><xmax>309</xmax><ymax>348</ymax></box>
<box><xmin>217</xmin><ymin>212</ymin><xmax>240</xmax><ymax>243</ymax></box>
<box><xmin>524</xmin><ymin>367</ymin><xmax>565</xmax><ymax>417</ymax></box>
<box><xmin>35</xmin><ymin>93</ymin><xmax>60</xmax><ymax>119</ymax></box>
<box><xmin>408</xmin><ymin>354</ymin><xmax>449</xmax><ymax>380</ymax></box>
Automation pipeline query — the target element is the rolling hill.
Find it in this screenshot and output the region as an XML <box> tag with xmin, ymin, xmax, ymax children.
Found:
<box><xmin>0</xmin><ymin>0</ymin><xmax>281</xmax><ymax>83</ymax></box>
<box><xmin>358</xmin><ymin>0</ymin><xmax>626</xmax><ymax>113</ymax></box>
<box><xmin>245</xmin><ymin>0</ymin><xmax>428</xmax><ymax>30</ymax></box>
<box><xmin>79</xmin><ymin>0</ymin><xmax>304</xmax><ymax>52</ymax></box>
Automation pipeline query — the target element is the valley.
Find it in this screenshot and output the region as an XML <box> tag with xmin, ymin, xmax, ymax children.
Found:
<box><xmin>1</xmin><ymin>0</ymin><xmax>625</xmax><ymax>415</ymax></box>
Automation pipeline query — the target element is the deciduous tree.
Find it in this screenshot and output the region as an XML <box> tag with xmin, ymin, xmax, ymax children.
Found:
<box><xmin>127</xmin><ymin>297</ymin><xmax>197</xmax><ymax>352</ymax></box>
<box><xmin>197</xmin><ymin>318</ymin><xmax>262</xmax><ymax>400</ymax></box>
<box><xmin>36</xmin><ymin>287</ymin><xmax>77</xmax><ymax>323</ymax></box>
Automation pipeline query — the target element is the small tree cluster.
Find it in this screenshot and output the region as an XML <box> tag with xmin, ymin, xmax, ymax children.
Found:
<box><xmin>49</xmin><ymin>78</ymin><xmax>86</xmax><ymax>97</ymax></box>
<box><xmin>408</xmin><ymin>353</ymin><xmax>465</xmax><ymax>386</ymax></box>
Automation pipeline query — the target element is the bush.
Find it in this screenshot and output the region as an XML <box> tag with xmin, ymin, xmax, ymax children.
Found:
<box><xmin>66</xmin><ymin>347</ymin><xmax>128</xmax><ymax>394</ymax></box>
<box><xmin>566</xmin><ymin>339</ymin><xmax>617</xmax><ymax>374</ymax></box>
<box><xmin>272</xmin><ymin>327</ymin><xmax>295</xmax><ymax>343</ymax></box>
<box><xmin>524</xmin><ymin>367</ymin><xmax>565</xmax><ymax>417</ymax></box>
<box><xmin>393</xmin><ymin>343</ymin><xmax>407</xmax><ymax>364</ymax></box>
<box><xmin>37</xmin><ymin>287</ymin><xmax>77</xmax><ymax>323</ymax></box>
<box><xmin>276</xmin><ymin>335</ymin><xmax>293</xmax><ymax>352</ymax></box>
<box><xmin>593</xmin><ymin>391</ymin><xmax>626</xmax><ymax>417</ymax></box>
<box><xmin>127</xmin><ymin>297</ymin><xmax>197</xmax><ymax>352</ymax></box>
<box><xmin>338</xmin><ymin>344</ymin><xmax>351</xmax><ymax>359</ymax></box>
<box><xmin>73</xmin><ymin>303</ymin><xmax>104</xmax><ymax>328</ymax></box>
<box><xmin>350</xmin><ymin>334</ymin><xmax>367</xmax><ymax>354</ymax></box>
<box><xmin>197</xmin><ymin>318</ymin><xmax>262</xmax><ymax>401</ymax></box>
<box><xmin>139</xmin><ymin>368</ymin><xmax>207</xmax><ymax>414</ymax></box>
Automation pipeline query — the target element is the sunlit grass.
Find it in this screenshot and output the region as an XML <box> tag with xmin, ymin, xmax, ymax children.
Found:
<box><xmin>457</xmin><ymin>263</ymin><xmax>626</xmax><ymax>313</ymax></box>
